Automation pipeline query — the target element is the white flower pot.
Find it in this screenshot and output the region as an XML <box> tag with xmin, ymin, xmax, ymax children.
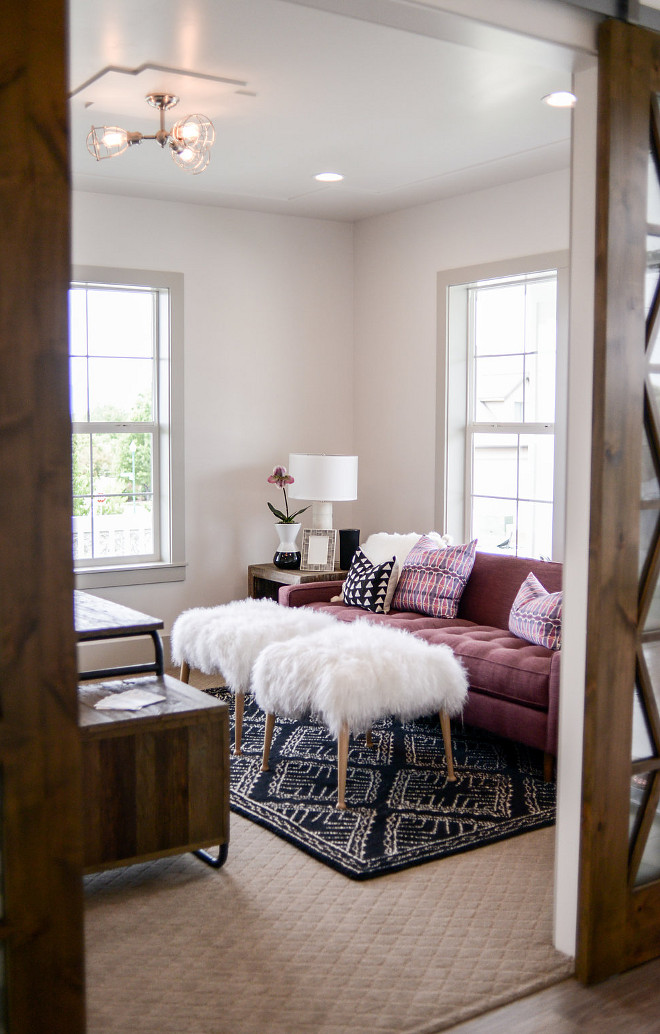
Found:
<box><xmin>274</xmin><ymin>522</ymin><xmax>301</xmax><ymax>570</ymax></box>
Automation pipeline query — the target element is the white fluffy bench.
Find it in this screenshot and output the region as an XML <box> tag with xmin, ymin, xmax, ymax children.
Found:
<box><xmin>252</xmin><ymin>620</ymin><xmax>469</xmax><ymax>809</ymax></box>
<box><xmin>171</xmin><ymin>598</ymin><xmax>336</xmax><ymax>754</ymax></box>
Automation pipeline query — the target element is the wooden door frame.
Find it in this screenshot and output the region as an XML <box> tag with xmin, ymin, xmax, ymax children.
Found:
<box><xmin>0</xmin><ymin>1</ymin><xmax>86</xmax><ymax>1029</ymax></box>
<box><xmin>578</xmin><ymin>16</ymin><xmax>660</xmax><ymax>983</ymax></box>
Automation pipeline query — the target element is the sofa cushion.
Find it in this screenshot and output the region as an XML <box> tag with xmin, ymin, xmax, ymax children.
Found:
<box><xmin>508</xmin><ymin>572</ymin><xmax>562</xmax><ymax>651</ymax></box>
<box><xmin>416</xmin><ymin>624</ymin><xmax>555</xmax><ymax>711</ymax></box>
<box><xmin>341</xmin><ymin>548</ymin><xmax>398</xmax><ymax>614</ymax></box>
<box><xmin>391</xmin><ymin>537</ymin><xmax>477</xmax><ymax>619</ymax></box>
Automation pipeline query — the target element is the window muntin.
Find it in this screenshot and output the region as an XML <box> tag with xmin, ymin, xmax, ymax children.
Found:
<box><xmin>466</xmin><ymin>272</ymin><xmax>557</xmax><ymax>559</ymax></box>
<box><xmin>70</xmin><ymin>282</ymin><xmax>165</xmax><ymax>568</ymax></box>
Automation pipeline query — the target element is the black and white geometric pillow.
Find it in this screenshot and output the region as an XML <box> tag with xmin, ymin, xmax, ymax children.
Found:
<box><xmin>342</xmin><ymin>548</ymin><xmax>397</xmax><ymax>614</ymax></box>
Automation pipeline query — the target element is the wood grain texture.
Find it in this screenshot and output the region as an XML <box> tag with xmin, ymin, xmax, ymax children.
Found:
<box><xmin>80</xmin><ymin>676</ymin><xmax>230</xmax><ymax>871</ymax></box>
<box><xmin>580</xmin><ymin>19</ymin><xmax>660</xmax><ymax>984</ymax></box>
<box><xmin>446</xmin><ymin>958</ymin><xmax>660</xmax><ymax>1033</ymax></box>
<box><xmin>0</xmin><ymin>0</ymin><xmax>86</xmax><ymax>1029</ymax></box>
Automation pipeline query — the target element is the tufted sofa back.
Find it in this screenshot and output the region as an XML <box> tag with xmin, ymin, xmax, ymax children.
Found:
<box><xmin>456</xmin><ymin>551</ymin><xmax>562</xmax><ymax>630</ymax></box>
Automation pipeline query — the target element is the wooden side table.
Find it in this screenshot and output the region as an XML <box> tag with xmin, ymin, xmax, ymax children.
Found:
<box><xmin>248</xmin><ymin>562</ymin><xmax>347</xmax><ymax>601</ymax></box>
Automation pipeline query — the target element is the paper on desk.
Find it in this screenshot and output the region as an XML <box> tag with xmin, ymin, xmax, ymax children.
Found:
<box><xmin>94</xmin><ymin>688</ymin><xmax>167</xmax><ymax>711</ymax></box>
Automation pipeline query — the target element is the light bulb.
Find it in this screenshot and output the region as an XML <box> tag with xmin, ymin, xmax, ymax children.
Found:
<box><xmin>102</xmin><ymin>129</ymin><xmax>126</xmax><ymax>147</ymax></box>
<box><xmin>542</xmin><ymin>91</ymin><xmax>577</xmax><ymax>109</ymax></box>
<box><xmin>180</xmin><ymin>123</ymin><xmax>200</xmax><ymax>143</ymax></box>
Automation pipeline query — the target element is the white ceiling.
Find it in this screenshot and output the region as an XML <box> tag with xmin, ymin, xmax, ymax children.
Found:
<box><xmin>68</xmin><ymin>0</ymin><xmax>578</xmax><ymax>222</ymax></box>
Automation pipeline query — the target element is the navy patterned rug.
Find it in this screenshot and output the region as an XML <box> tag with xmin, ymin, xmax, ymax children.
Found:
<box><xmin>205</xmin><ymin>687</ymin><xmax>556</xmax><ymax>880</ymax></box>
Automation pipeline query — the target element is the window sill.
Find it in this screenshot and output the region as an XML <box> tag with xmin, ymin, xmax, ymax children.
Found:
<box><xmin>74</xmin><ymin>562</ymin><xmax>186</xmax><ymax>589</ymax></box>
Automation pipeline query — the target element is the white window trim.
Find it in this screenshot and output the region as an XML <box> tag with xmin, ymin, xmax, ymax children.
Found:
<box><xmin>435</xmin><ymin>250</ymin><xmax>569</xmax><ymax>562</ymax></box>
<box><xmin>71</xmin><ymin>265</ymin><xmax>186</xmax><ymax>589</ymax></box>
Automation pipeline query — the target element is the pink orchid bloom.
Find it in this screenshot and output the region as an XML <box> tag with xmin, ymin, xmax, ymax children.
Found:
<box><xmin>266</xmin><ymin>464</ymin><xmax>308</xmax><ymax>523</ymax></box>
<box><xmin>268</xmin><ymin>465</ymin><xmax>294</xmax><ymax>488</ymax></box>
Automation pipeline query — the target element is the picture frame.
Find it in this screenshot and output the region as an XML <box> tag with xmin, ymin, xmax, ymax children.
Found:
<box><xmin>301</xmin><ymin>529</ymin><xmax>337</xmax><ymax>572</ymax></box>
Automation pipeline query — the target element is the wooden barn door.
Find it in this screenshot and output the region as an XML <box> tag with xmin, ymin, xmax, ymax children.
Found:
<box><xmin>579</xmin><ymin>16</ymin><xmax>660</xmax><ymax>983</ymax></box>
<box><xmin>0</xmin><ymin>0</ymin><xmax>86</xmax><ymax>1029</ymax></box>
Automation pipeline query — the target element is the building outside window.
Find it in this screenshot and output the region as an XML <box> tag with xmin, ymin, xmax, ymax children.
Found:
<box><xmin>69</xmin><ymin>267</ymin><xmax>185</xmax><ymax>587</ymax></box>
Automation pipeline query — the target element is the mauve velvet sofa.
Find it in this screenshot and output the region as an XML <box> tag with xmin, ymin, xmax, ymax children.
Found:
<box><xmin>278</xmin><ymin>551</ymin><xmax>562</xmax><ymax>780</ymax></box>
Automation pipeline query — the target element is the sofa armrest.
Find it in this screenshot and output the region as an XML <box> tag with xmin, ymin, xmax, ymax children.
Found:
<box><xmin>278</xmin><ymin>580</ymin><xmax>344</xmax><ymax>607</ymax></box>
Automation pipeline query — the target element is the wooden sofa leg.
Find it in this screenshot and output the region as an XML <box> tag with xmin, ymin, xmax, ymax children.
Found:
<box><xmin>439</xmin><ymin>711</ymin><xmax>456</xmax><ymax>782</ymax></box>
<box><xmin>337</xmin><ymin>722</ymin><xmax>349</xmax><ymax>810</ymax></box>
<box><xmin>179</xmin><ymin>660</ymin><xmax>190</xmax><ymax>683</ymax></box>
<box><xmin>262</xmin><ymin>712</ymin><xmax>276</xmax><ymax>771</ymax></box>
<box><xmin>234</xmin><ymin>691</ymin><xmax>245</xmax><ymax>756</ymax></box>
<box><xmin>543</xmin><ymin>752</ymin><xmax>555</xmax><ymax>782</ymax></box>
<box><xmin>365</xmin><ymin>729</ymin><xmax>373</xmax><ymax>748</ymax></box>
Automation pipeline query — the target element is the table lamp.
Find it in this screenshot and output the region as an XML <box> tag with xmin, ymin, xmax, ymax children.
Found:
<box><xmin>288</xmin><ymin>454</ymin><xmax>358</xmax><ymax>530</ymax></box>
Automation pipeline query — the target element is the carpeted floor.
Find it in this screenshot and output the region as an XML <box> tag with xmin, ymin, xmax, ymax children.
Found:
<box><xmin>83</xmin><ymin>670</ymin><xmax>573</xmax><ymax>1034</ymax></box>
<box><xmin>84</xmin><ymin>818</ymin><xmax>572</xmax><ymax>1034</ymax></box>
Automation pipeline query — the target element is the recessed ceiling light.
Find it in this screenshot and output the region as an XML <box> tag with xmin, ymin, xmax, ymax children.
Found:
<box><xmin>542</xmin><ymin>91</ymin><xmax>577</xmax><ymax>109</ymax></box>
<box><xmin>315</xmin><ymin>172</ymin><xmax>344</xmax><ymax>182</ymax></box>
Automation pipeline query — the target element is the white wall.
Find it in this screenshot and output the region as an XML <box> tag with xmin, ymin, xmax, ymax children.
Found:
<box><xmin>72</xmin><ymin>191</ymin><xmax>355</xmax><ymax>634</ymax></box>
<box><xmin>352</xmin><ymin>168</ymin><xmax>571</xmax><ymax>536</ymax></box>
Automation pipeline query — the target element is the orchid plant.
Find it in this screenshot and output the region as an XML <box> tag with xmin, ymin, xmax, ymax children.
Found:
<box><xmin>267</xmin><ymin>465</ymin><xmax>309</xmax><ymax>524</ymax></box>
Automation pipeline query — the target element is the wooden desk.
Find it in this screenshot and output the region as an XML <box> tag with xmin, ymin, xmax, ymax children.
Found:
<box><xmin>75</xmin><ymin>592</ymin><xmax>230</xmax><ymax>872</ymax></box>
<box><xmin>74</xmin><ymin>589</ymin><xmax>164</xmax><ymax>681</ymax></box>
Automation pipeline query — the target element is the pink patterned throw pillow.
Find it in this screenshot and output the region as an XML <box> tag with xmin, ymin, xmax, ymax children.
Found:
<box><xmin>508</xmin><ymin>572</ymin><xmax>562</xmax><ymax>650</ymax></box>
<box><xmin>391</xmin><ymin>537</ymin><xmax>477</xmax><ymax>618</ymax></box>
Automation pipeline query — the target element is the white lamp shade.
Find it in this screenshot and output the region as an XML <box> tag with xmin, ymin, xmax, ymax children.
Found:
<box><xmin>288</xmin><ymin>454</ymin><xmax>358</xmax><ymax>501</ymax></box>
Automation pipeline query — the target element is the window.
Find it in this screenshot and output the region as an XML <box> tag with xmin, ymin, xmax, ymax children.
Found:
<box><xmin>70</xmin><ymin>267</ymin><xmax>185</xmax><ymax>587</ymax></box>
<box><xmin>439</xmin><ymin>253</ymin><xmax>568</xmax><ymax>562</ymax></box>
<box><xmin>467</xmin><ymin>271</ymin><xmax>557</xmax><ymax>559</ymax></box>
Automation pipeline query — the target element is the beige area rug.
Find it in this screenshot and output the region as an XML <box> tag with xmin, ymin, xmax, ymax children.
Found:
<box><xmin>84</xmin><ymin>815</ymin><xmax>573</xmax><ymax>1034</ymax></box>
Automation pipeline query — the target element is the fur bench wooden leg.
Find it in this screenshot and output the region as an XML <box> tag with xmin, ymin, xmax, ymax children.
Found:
<box><xmin>439</xmin><ymin>710</ymin><xmax>456</xmax><ymax>782</ymax></box>
<box><xmin>337</xmin><ymin>722</ymin><xmax>349</xmax><ymax>810</ymax></box>
<box><xmin>262</xmin><ymin>712</ymin><xmax>276</xmax><ymax>772</ymax></box>
<box><xmin>179</xmin><ymin>660</ymin><xmax>190</xmax><ymax>683</ymax></box>
<box><xmin>234</xmin><ymin>691</ymin><xmax>245</xmax><ymax>756</ymax></box>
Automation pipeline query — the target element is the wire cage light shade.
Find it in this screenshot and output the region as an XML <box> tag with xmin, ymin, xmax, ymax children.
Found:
<box><xmin>86</xmin><ymin>126</ymin><xmax>130</xmax><ymax>160</ymax></box>
<box><xmin>86</xmin><ymin>94</ymin><xmax>215</xmax><ymax>175</ymax></box>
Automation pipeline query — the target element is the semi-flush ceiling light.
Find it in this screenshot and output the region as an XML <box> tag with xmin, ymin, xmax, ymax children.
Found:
<box><xmin>542</xmin><ymin>91</ymin><xmax>577</xmax><ymax>108</ymax></box>
<box><xmin>315</xmin><ymin>172</ymin><xmax>344</xmax><ymax>182</ymax></box>
<box><xmin>86</xmin><ymin>93</ymin><xmax>215</xmax><ymax>175</ymax></box>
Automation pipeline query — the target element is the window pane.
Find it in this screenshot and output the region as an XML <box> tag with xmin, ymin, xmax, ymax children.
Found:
<box><xmin>632</xmin><ymin>685</ymin><xmax>655</xmax><ymax>762</ymax></box>
<box><xmin>69</xmin><ymin>356</ymin><xmax>88</xmax><ymax>422</ymax></box>
<box><xmin>92</xmin><ymin>497</ymin><xmax>154</xmax><ymax>559</ymax></box>
<box><xmin>474</xmin><ymin>355</ymin><xmax>524</xmax><ymax>422</ymax></box>
<box><xmin>524</xmin><ymin>278</ymin><xmax>557</xmax><ymax>355</ymax></box>
<box><xmin>70</xmin><ymin>433</ymin><xmax>155</xmax><ymax>561</ymax></box>
<box><xmin>472</xmin><ymin>496</ymin><xmax>517</xmax><ymax>555</ymax></box>
<box><xmin>68</xmin><ymin>288</ymin><xmax>87</xmax><ymax>356</ymax></box>
<box><xmin>516</xmin><ymin>500</ymin><xmax>553</xmax><ymax>559</ymax></box>
<box><xmin>634</xmin><ymin>788</ymin><xmax>660</xmax><ymax>887</ymax></box>
<box><xmin>473</xmin><ymin>433</ymin><xmax>518</xmax><ymax>497</ymax></box>
<box><xmin>474</xmin><ymin>284</ymin><xmax>525</xmax><ymax>356</ymax></box>
<box><xmin>72</xmin><ymin>433</ymin><xmax>91</xmax><ymax>500</ymax></box>
<box><xmin>86</xmin><ymin>290</ymin><xmax>154</xmax><ymax>358</ymax></box>
<box><xmin>518</xmin><ymin>435</ymin><xmax>554</xmax><ymax>502</ymax></box>
<box><xmin>88</xmin><ymin>358</ymin><xmax>153</xmax><ymax>421</ymax></box>
<box><xmin>73</xmin><ymin>512</ymin><xmax>93</xmax><ymax>561</ymax></box>
<box><xmin>523</xmin><ymin>351</ymin><xmax>556</xmax><ymax>423</ymax></box>
<box><xmin>648</xmin><ymin>147</ymin><xmax>660</xmax><ymax>225</ymax></box>
<box><xmin>647</xmin><ymin>235</ymin><xmax>660</xmax><ymax>329</ymax></box>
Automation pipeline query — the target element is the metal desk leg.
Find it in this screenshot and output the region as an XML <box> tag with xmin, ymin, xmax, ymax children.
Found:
<box><xmin>193</xmin><ymin>843</ymin><xmax>229</xmax><ymax>869</ymax></box>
